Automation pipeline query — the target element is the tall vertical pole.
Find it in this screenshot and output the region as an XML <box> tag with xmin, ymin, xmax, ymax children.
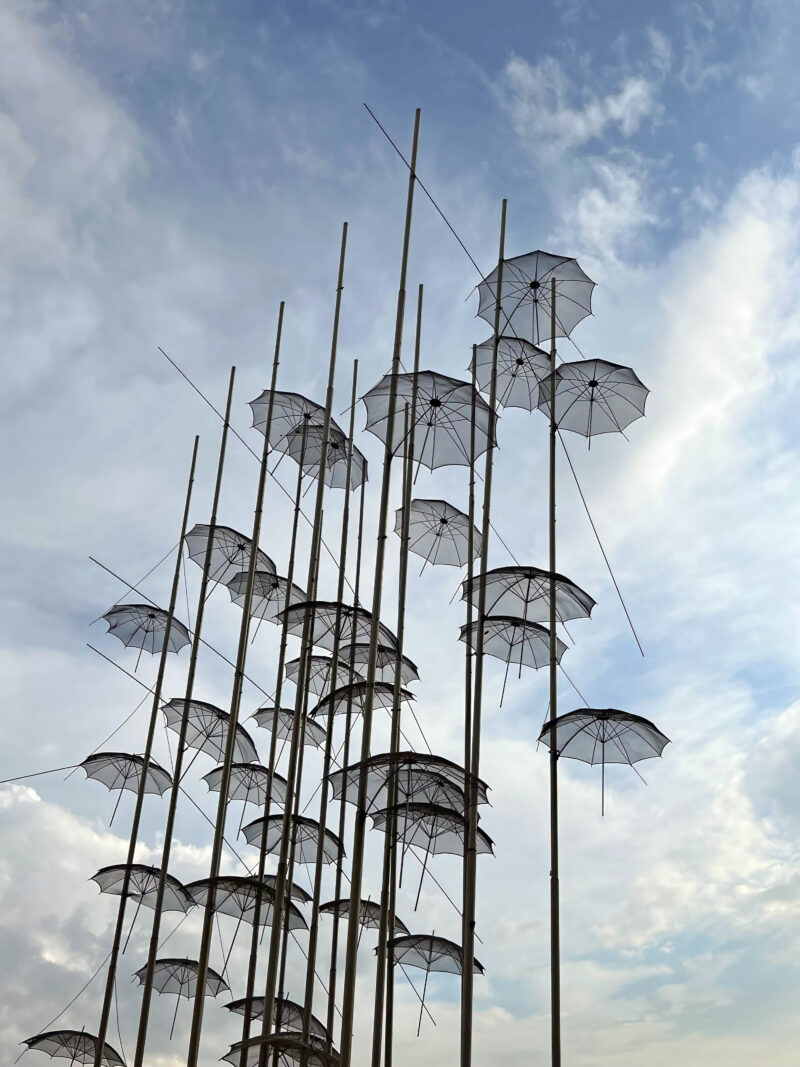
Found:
<box><xmin>185</xmin><ymin>304</ymin><xmax>292</xmax><ymax>1067</ymax></box>
<box><xmin>93</xmin><ymin>435</ymin><xmax>199</xmax><ymax>1067</ymax></box>
<box><xmin>239</xmin><ymin>427</ymin><xmax>308</xmax><ymax>1063</ymax></box>
<box><xmin>461</xmin><ymin>200</ymin><xmax>507</xmax><ymax>1067</ymax></box>
<box><xmin>377</xmin><ymin>284</ymin><xmax>423</xmax><ymax>1067</ymax></box>
<box><xmin>338</xmin><ymin>107</ymin><xmax>420</xmax><ymax>1067</ymax></box>
<box><xmin>258</xmin><ymin>224</ymin><xmax>348</xmax><ymax>1063</ymax></box>
<box><xmin>548</xmin><ymin>279</ymin><xmax>561</xmax><ymax>1067</ymax></box>
<box><xmin>301</xmin><ymin>360</ymin><xmax>360</xmax><ymax>1041</ymax></box>
<box><xmin>325</xmin><ymin>476</ymin><xmax>367</xmax><ymax>1048</ymax></box>
<box><xmin>133</xmin><ymin>369</ymin><xmax>237</xmax><ymax>1067</ymax></box>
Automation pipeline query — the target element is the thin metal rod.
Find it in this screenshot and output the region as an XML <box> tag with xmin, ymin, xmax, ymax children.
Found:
<box><xmin>378</xmin><ymin>283</ymin><xmax>423</xmax><ymax>1067</ymax></box>
<box><xmin>339</xmin><ymin>107</ymin><xmax>420</xmax><ymax>1067</ymax></box>
<box><xmin>301</xmin><ymin>359</ymin><xmax>360</xmax><ymax>1044</ymax></box>
<box><xmin>548</xmin><ymin>279</ymin><xmax>562</xmax><ymax>1067</ymax></box>
<box><xmin>461</xmin><ymin>199</ymin><xmax>506</xmax><ymax>1067</ymax></box>
<box><xmin>258</xmin><ymin>224</ymin><xmax>348</xmax><ymax>1064</ymax></box>
<box><xmin>325</xmin><ymin>476</ymin><xmax>368</xmax><ymax>1048</ymax></box>
<box><xmin>186</xmin><ymin>307</ymin><xmax>287</xmax><ymax>1067</ymax></box>
<box><xmin>132</xmin><ymin>371</ymin><xmax>236</xmax><ymax>1067</ymax></box>
<box><xmin>93</xmin><ymin>434</ymin><xmax>199</xmax><ymax>1067</ymax></box>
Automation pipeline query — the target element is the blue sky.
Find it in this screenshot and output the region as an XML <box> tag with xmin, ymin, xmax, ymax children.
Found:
<box><xmin>1</xmin><ymin>1</ymin><xmax>800</xmax><ymax>1065</ymax></box>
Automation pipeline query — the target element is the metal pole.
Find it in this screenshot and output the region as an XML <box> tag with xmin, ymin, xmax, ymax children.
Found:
<box><xmin>548</xmin><ymin>278</ymin><xmax>561</xmax><ymax>1067</ymax></box>
<box><xmin>93</xmin><ymin>435</ymin><xmax>199</xmax><ymax>1067</ymax></box>
<box><xmin>185</xmin><ymin>307</ymin><xmax>290</xmax><ymax>1067</ymax></box>
<box><xmin>379</xmin><ymin>283</ymin><xmax>423</xmax><ymax>1067</ymax></box>
<box><xmin>258</xmin><ymin>223</ymin><xmax>348</xmax><ymax>1063</ymax></box>
<box><xmin>461</xmin><ymin>199</ymin><xmax>507</xmax><ymax>1067</ymax></box>
<box><xmin>338</xmin><ymin>107</ymin><xmax>420</xmax><ymax>1067</ymax></box>
<box><xmin>301</xmin><ymin>360</ymin><xmax>360</xmax><ymax>1042</ymax></box>
<box><xmin>132</xmin><ymin>368</ymin><xmax>237</xmax><ymax>1067</ymax></box>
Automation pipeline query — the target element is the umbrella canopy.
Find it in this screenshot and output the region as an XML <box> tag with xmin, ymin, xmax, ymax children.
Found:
<box><xmin>310</xmin><ymin>680</ymin><xmax>412</xmax><ymax>720</ymax></box>
<box><xmin>278</xmin><ymin>600</ymin><xmax>398</xmax><ymax>653</ymax></box>
<box><xmin>388</xmin><ymin>933</ymin><xmax>483</xmax><ymax>975</ymax></box>
<box><xmin>248</xmin><ymin>389</ymin><xmax>328</xmax><ymax>450</ymax></box>
<box><xmin>226</xmin><ymin>570</ymin><xmax>306</xmax><ymax>622</ymax></box>
<box><xmin>101</xmin><ymin>604</ymin><xmax>190</xmax><ymax>655</ymax></box>
<box><xmin>320</xmin><ymin>897</ymin><xmax>409</xmax><ymax>936</ymax></box>
<box><xmin>80</xmin><ymin>752</ymin><xmax>172</xmax><ymax>796</ymax></box>
<box><xmin>461</xmin><ymin>566</ymin><xmax>595</xmax><ymax>626</ymax></box>
<box><xmin>185</xmin><ymin>876</ymin><xmax>306</xmax><ymax>930</ymax></box>
<box><xmin>328</xmin><ymin>752</ymin><xmax>488</xmax><ymax>810</ymax></box>
<box><xmin>362</xmin><ymin>370</ymin><xmax>493</xmax><ymax>471</ymax></box>
<box><xmin>222</xmin><ymin>1034</ymin><xmax>335</xmax><ymax>1067</ymax></box>
<box><xmin>337</xmin><ymin>642</ymin><xmax>419</xmax><ymax>686</ymax></box>
<box><xmin>91</xmin><ymin>863</ymin><xmax>193</xmax><ymax>914</ymax></box>
<box><xmin>476</xmin><ymin>249</ymin><xmax>595</xmax><ymax>344</ymax></box>
<box><xmin>23</xmin><ymin>1031</ymin><xmax>124</xmax><ymax>1067</ymax></box>
<box><xmin>202</xmin><ymin>761</ymin><xmax>287</xmax><ymax>807</ymax></box>
<box><xmin>460</xmin><ymin>616</ymin><xmax>565</xmax><ymax>669</ymax></box>
<box><xmin>536</xmin><ymin>358</ymin><xmax>649</xmax><ymax>438</ymax></box>
<box><xmin>471</xmin><ymin>335</ymin><xmax>552</xmax><ymax>411</ymax></box>
<box><xmin>224</xmin><ymin>995</ymin><xmax>328</xmax><ymax>1042</ymax></box>
<box><xmin>162</xmin><ymin>698</ymin><xmax>258</xmax><ymax>764</ymax></box>
<box><xmin>251</xmin><ymin>706</ymin><xmax>326</xmax><ymax>749</ymax></box>
<box><xmin>370</xmin><ymin>804</ymin><xmax>494</xmax><ymax>857</ymax></box>
<box><xmin>133</xmin><ymin>957</ymin><xmax>228</xmax><ymax>998</ymax></box>
<box><xmin>241</xmin><ymin>814</ymin><xmax>342</xmax><ymax>866</ymax></box>
<box><xmin>280</xmin><ymin>422</ymin><xmax>368</xmax><ymax>491</ymax></box>
<box><xmin>262</xmin><ymin>873</ymin><xmax>312</xmax><ymax>905</ymax></box>
<box><xmin>285</xmin><ymin>653</ymin><xmax>363</xmax><ymax>697</ymax></box>
<box><xmin>395</xmin><ymin>498</ymin><xmax>481</xmax><ymax>569</ymax></box>
<box><xmin>185</xmin><ymin>523</ymin><xmax>275</xmax><ymax>587</ymax></box>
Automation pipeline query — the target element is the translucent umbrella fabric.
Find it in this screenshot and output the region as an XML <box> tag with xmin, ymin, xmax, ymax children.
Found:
<box><xmin>388</xmin><ymin>934</ymin><xmax>483</xmax><ymax>976</ymax></box>
<box><xmin>102</xmin><ymin>604</ymin><xmax>190</xmax><ymax>655</ymax></box>
<box><xmin>226</xmin><ymin>570</ymin><xmax>306</xmax><ymax>622</ymax></box>
<box><xmin>320</xmin><ymin>897</ymin><xmax>409</xmax><ymax>936</ymax></box>
<box><xmin>328</xmin><ymin>752</ymin><xmax>489</xmax><ymax>810</ymax></box>
<box><xmin>476</xmin><ymin>249</ymin><xmax>595</xmax><ymax>344</ymax></box>
<box><xmin>185</xmin><ymin>876</ymin><xmax>306</xmax><ymax>930</ymax></box>
<box><xmin>471</xmin><ymin>335</ymin><xmax>551</xmax><ymax>411</ymax></box>
<box><xmin>202</xmin><ymin>762</ymin><xmax>287</xmax><ymax>806</ymax></box>
<box><xmin>538</xmin><ymin>708</ymin><xmax>669</xmax><ymax>765</ymax></box>
<box><xmin>80</xmin><ymin>752</ymin><xmax>172</xmax><ymax>796</ymax></box>
<box><xmin>225</xmin><ymin>995</ymin><xmax>328</xmax><ymax>1041</ymax></box>
<box><xmin>248</xmin><ymin>390</ymin><xmax>326</xmax><ymax>449</ymax></box>
<box><xmin>133</xmin><ymin>957</ymin><xmax>228</xmax><ymax>997</ymax></box>
<box><xmin>251</xmin><ymin>706</ymin><xmax>326</xmax><ymax>749</ymax></box>
<box><xmin>262</xmin><ymin>873</ymin><xmax>312</xmax><ymax>905</ymax></box>
<box><xmin>161</xmin><ymin>698</ymin><xmax>258</xmax><ymax>764</ymax></box>
<box><xmin>370</xmin><ymin>804</ymin><xmax>494</xmax><ymax>857</ymax></box>
<box><xmin>222</xmin><ymin>1035</ymin><xmax>335</xmax><ymax>1067</ymax></box>
<box><xmin>310</xmin><ymin>680</ymin><xmax>412</xmax><ymax>720</ymax></box>
<box><xmin>279</xmin><ymin>600</ymin><xmax>398</xmax><ymax>653</ymax></box>
<box><xmin>23</xmin><ymin>1031</ymin><xmax>124</xmax><ymax>1067</ymax></box>
<box><xmin>362</xmin><ymin>370</ymin><xmax>493</xmax><ymax>471</ymax></box>
<box><xmin>536</xmin><ymin>358</ymin><xmax>649</xmax><ymax>438</ymax></box>
<box><xmin>285</xmin><ymin>654</ymin><xmax>363</xmax><ymax>697</ymax></box>
<box><xmin>395</xmin><ymin>498</ymin><xmax>481</xmax><ymax>569</ymax></box>
<box><xmin>459</xmin><ymin>616</ymin><xmax>565</xmax><ymax>669</ymax></box>
<box><xmin>241</xmin><ymin>814</ymin><xmax>342</xmax><ymax>866</ymax></box>
<box><xmin>280</xmin><ymin>422</ymin><xmax>368</xmax><ymax>491</ymax></box>
<box><xmin>185</xmin><ymin>524</ymin><xmax>275</xmax><ymax>587</ymax></box>
<box><xmin>461</xmin><ymin>566</ymin><xmax>595</xmax><ymax>626</ymax></box>
<box><xmin>91</xmin><ymin>863</ymin><xmax>193</xmax><ymax>913</ymax></box>
<box><xmin>337</xmin><ymin>642</ymin><xmax>419</xmax><ymax>686</ymax></box>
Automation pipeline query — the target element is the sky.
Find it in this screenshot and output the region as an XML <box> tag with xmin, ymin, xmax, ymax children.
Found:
<box><xmin>1</xmin><ymin>0</ymin><xmax>800</xmax><ymax>1064</ymax></box>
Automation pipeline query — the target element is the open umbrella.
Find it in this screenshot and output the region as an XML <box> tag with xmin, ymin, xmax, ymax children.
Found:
<box><xmin>80</xmin><ymin>752</ymin><xmax>172</xmax><ymax>824</ymax></box>
<box><xmin>101</xmin><ymin>604</ymin><xmax>190</xmax><ymax>667</ymax></box>
<box><xmin>461</xmin><ymin>565</ymin><xmax>595</xmax><ymax>627</ymax></box>
<box><xmin>23</xmin><ymin>1031</ymin><xmax>124</xmax><ymax>1067</ymax></box>
<box><xmin>185</xmin><ymin>524</ymin><xmax>275</xmax><ymax>588</ymax></box>
<box><xmin>132</xmin><ymin>958</ymin><xmax>228</xmax><ymax>1038</ymax></box>
<box><xmin>161</xmin><ymin>698</ymin><xmax>258</xmax><ymax>764</ymax></box>
<box><xmin>536</xmin><ymin>358</ymin><xmax>649</xmax><ymax>439</ymax></box>
<box><xmin>395</xmin><ymin>498</ymin><xmax>481</xmax><ymax>571</ymax></box>
<box><xmin>251</xmin><ymin>706</ymin><xmax>326</xmax><ymax>749</ymax></box>
<box><xmin>387</xmin><ymin>933</ymin><xmax>483</xmax><ymax>1034</ymax></box>
<box><xmin>471</xmin><ymin>334</ymin><xmax>551</xmax><ymax>410</ymax></box>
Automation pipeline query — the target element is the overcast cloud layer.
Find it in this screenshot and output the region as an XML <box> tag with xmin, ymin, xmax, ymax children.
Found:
<box><xmin>2</xmin><ymin>1</ymin><xmax>800</xmax><ymax>1065</ymax></box>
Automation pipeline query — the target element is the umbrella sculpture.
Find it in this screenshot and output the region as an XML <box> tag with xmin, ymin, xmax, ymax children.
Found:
<box><xmin>460</xmin><ymin>615</ymin><xmax>566</xmax><ymax>703</ymax></box>
<box><xmin>471</xmin><ymin>334</ymin><xmax>551</xmax><ymax>411</ymax></box>
<box><xmin>539</xmin><ymin>708</ymin><xmax>670</xmax><ymax>815</ymax></box>
<box><xmin>285</xmin><ymin>653</ymin><xmax>363</xmax><ymax>697</ymax></box>
<box><xmin>395</xmin><ymin>498</ymin><xmax>481</xmax><ymax>571</ymax></box>
<box><xmin>262</xmin><ymin>872</ymin><xmax>312</xmax><ymax>905</ymax></box>
<box><xmin>278</xmin><ymin>600</ymin><xmax>398</xmax><ymax>653</ymax></box>
<box><xmin>281</xmin><ymin>422</ymin><xmax>368</xmax><ymax>491</ymax></box>
<box><xmin>23</xmin><ymin>1031</ymin><xmax>124</xmax><ymax>1067</ymax></box>
<box><xmin>101</xmin><ymin>603</ymin><xmax>190</xmax><ymax>668</ymax></box>
<box><xmin>328</xmin><ymin>752</ymin><xmax>489</xmax><ymax>812</ymax></box>
<box><xmin>337</xmin><ymin>641</ymin><xmax>420</xmax><ymax>686</ymax></box>
<box><xmin>241</xmin><ymin>814</ymin><xmax>342</xmax><ymax>866</ymax></box>
<box><xmin>222</xmin><ymin>1034</ymin><xmax>335</xmax><ymax>1067</ymax></box>
<box><xmin>251</xmin><ymin>705</ymin><xmax>326</xmax><ymax>749</ymax></box>
<box><xmin>536</xmin><ymin>357</ymin><xmax>649</xmax><ymax>441</ymax></box>
<box><xmin>161</xmin><ymin>698</ymin><xmax>258</xmax><ymax>764</ymax></box>
<box><xmin>248</xmin><ymin>389</ymin><xmax>327</xmax><ymax>450</ymax></box>
<box><xmin>362</xmin><ymin>369</ymin><xmax>493</xmax><ymax>472</ymax></box>
<box><xmin>387</xmin><ymin>933</ymin><xmax>484</xmax><ymax>1035</ymax></box>
<box><xmin>462</xmin><ymin>565</ymin><xmax>595</xmax><ymax>627</ymax></box>
<box><xmin>476</xmin><ymin>249</ymin><xmax>595</xmax><ymax>344</ymax></box>
<box><xmin>184</xmin><ymin>523</ymin><xmax>276</xmax><ymax>588</ymax></box>
<box><xmin>91</xmin><ymin>863</ymin><xmax>193</xmax><ymax>914</ymax></box>
<box><xmin>132</xmin><ymin>958</ymin><xmax>228</xmax><ymax>1039</ymax></box>
<box><xmin>224</xmin><ymin>995</ymin><xmax>329</xmax><ymax>1044</ymax></box>
<box><xmin>310</xmin><ymin>680</ymin><xmax>413</xmax><ymax>720</ymax></box>
<box><xmin>320</xmin><ymin>897</ymin><xmax>410</xmax><ymax>937</ymax></box>
<box><xmin>202</xmin><ymin>761</ymin><xmax>287</xmax><ymax>808</ymax></box>
<box><xmin>80</xmin><ymin>752</ymin><xmax>172</xmax><ymax>824</ymax></box>
<box><xmin>226</xmin><ymin>570</ymin><xmax>306</xmax><ymax>623</ymax></box>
